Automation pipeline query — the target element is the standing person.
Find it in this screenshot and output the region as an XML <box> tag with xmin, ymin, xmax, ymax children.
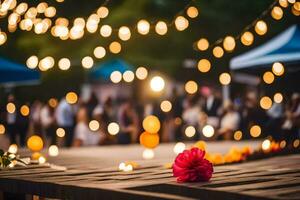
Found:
<box><xmin>55</xmin><ymin>98</ymin><xmax>75</xmax><ymax>147</ymax></box>
<box><xmin>30</xmin><ymin>100</ymin><xmax>43</xmax><ymax>134</ymax></box>
<box><xmin>16</xmin><ymin>103</ymin><xmax>30</xmax><ymax>147</ymax></box>
<box><xmin>6</xmin><ymin>95</ymin><xmax>18</xmax><ymax>145</ymax></box>
<box><xmin>117</xmin><ymin>99</ymin><xmax>139</xmax><ymax>144</ymax></box>
<box><xmin>202</xmin><ymin>88</ymin><xmax>222</xmax><ymax>127</ymax></box>
<box><xmin>73</xmin><ymin>106</ymin><xmax>105</xmax><ymax>147</ymax></box>
<box><xmin>40</xmin><ymin>103</ymin><xmax>57</xmax><ymax>145</ymax></box>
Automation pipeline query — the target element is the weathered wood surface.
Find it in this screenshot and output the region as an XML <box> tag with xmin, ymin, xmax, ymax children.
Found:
<box><xmin>0</xmin><ymin>142</ymin><xmax>299</xmax><ymax>200</ymax></box>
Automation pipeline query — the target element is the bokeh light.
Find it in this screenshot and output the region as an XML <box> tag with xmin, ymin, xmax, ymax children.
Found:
<box><xmin>155</xmin><ymin>21</ymin><xmax>168</xmax><ymax>35</ymax></box>
<box><xmin>197</xmin><ymin>38</ymin><xmax>209</xmax><ymax>51</ymax></box>
<box><xmin>123</xmin><ymin>70</ymin><xmax>135</xmax><ymax>82</ymax></box>
<box><xmin>150</xmin><ymin>76</ymin><xmax>165</xmax><ymax>92</ymax></box>
<box><xmin>66</xmin><ymin>92</ymin><xmax>78</xmax><ymax>104</ymax></box>
<box><xmin>250</xmin><ymin>125</ymin><xmax>261</xmax><ymax>138</ymax></box>
<box><xmin>109</xmin><ymin>41</ymin><xmax>121</xmax><ymax>54</ymax></box>
<box><xmin>56</xmin><ymin>128</ymin><xmax>65</xmax><ymax>137</ymax></box>
<box><xmin>223</xmin><ymin>36</ymin><xmax>236</xmax><ymax>51</ymax></box>
<box><xmin>197</xmin><ymin>59</ymin><xmax>211</xmax><ymax>73</ymax></box>
<box><xmin>263</xmin><ymin>71</ymin><xmax>275</xmax><ymax>84</ymax></box>
<box><xmin>97</xmin><ymin>6</ymin><xmax>109</xmax><ymax>18</ymax></box>
<box><xmin>107</xmin><ymin>122</ymin><xmax>120</xmax><ymax>135</ymax></box>
<box><xmin>118</xmin><ymin>26</ymin><xmax>131</xmax><ymax>41</ymax></box>
<box><xmin>173</xmin><ymin>142</ymin><xmax>186</xmax><ymax>154</ymax></box>
<box><xmin>160</xmin><ymin>100</ymin><xmax>172</xmax><ymax>112</ymax></box>
<box><xmin>142</xmin><ymin>149</ymin><xmax>154</xmax><ymax>159</ymax></box>
<box><xmin>260</xmin><ymin>96</ymin><xmax>273</xmax><ymax>110</ymax></box>
<box><xmin>241</xmin><ymin>31</ymin><xmax>254</xmax><ymax>46</ymax></box>
<box><xmin>100</xmin><ymin>25</ymin><xmax>112</xmax><ymax>37</ymax></box>
<box><xmin>81</xmin><ymin>56</ymin><xmax>94</xmax><ymax>69</ymax></box>
<box><xmin>234</xmin><ymin>130</ymin><xmax>243</xmax><ymax>141</ymax></box>
<box><xmin>0</xmin><ymin>124</ymin><xmax>5</xmax><ymax>134</ymax></box>
<box><xmin>185</xmin><ymin>126</ymin><xmax>196</xmax><ymax>138</ymax></box>
<box><xmin>137</xmin><ymin>19</ymin><xmax>150</xmax><ymax>35</ymax></box>
<box><xmin>48</xmin><ymin>145</ymin><xmax>59</xmax><ymax>157</ymax></box>
<box><xmin>6</xmin><ymin>102</ymin><xmax>16</xmax><ymax>113</ymax></box>
<box><xmin>271</xmin><ymin>6</ymin><xmax>283</xmax><ymax>20</ymax></box>
<box><xmin>89</xmin><ymin>120</ymin><xmax>100</xmax><ymax>131</ymax></box>
<box><xmin>135</xmin><ymin>67</ymin><xmax>148</xmax><ymax>80</ymax></box>
<box><xmin>219</xmin><ymin>73</ymin><xmax>231</xmax><ymax>85</ymax></box>
<box><xmin>262</xmin><ymin>139</ymin><xmax>271</xmax><ymax>151</ymax></box>
<box><xmin>27</xmin><ymin>135</ymin><xmax>43</xmax><ymax>152</ymax></box>
<box><xmin>20</xmin><ymin>105</ymin><xmax>30</xmax><ymax>116</ymax></box>
<box><xmin>93</xmin><ymin>46</ymin><xmax>106</xmax><ymax>59</ymax></box>
<box><xmin>273</xmin><ymin>93</ymin><xmax>283</xmax><ymax>103</ymax></box>
<box><xmin>26</xmin><ymin>55</ymin><xmax>38</xmax><ymax>69</ymax></box>
<box><xmin>139</xmin><ymin>132</ymin><xmax>159</xmax><ymax>148</ymax></box>
<box><xmin>185</xmin><ymin>80</ymin><xmax>198</xmax><ymax>94</ymax></box>
<box><xmin>8</xmin><ymin>144</ymin><xmax>18</xmax><ymax>154</ymax></box>
<box><xmin>272</xmin><ymin>62</ymin><xmax>284</xmax><ymax>76</ymax></box>
<box><xmin>58</xmin><ymin>58</ymin><xmax>71</xmax><ymax>70</ymax></box>
<box><xmin>186</xmin><ymin>6</ymin><xmax>199</xmax><ymax>18</ymax></box>
<box><xmin>202</xmin><ymin>125</ymin><xmax>215</xmax><ymax>138</ymax></box>
<box><xmin>212</xmin><ymin>46</ymin><xmax>224</xmax><ymax>58</ymax></box>
<box><xmin>255</xmin><ymin>20</ymin><xmax>267</xmax><ymax>35</ymax></box>
<box><xmin>142</xmin><ymin>115</ymin><xmax>161</xmax><ymax>134</ymax></box>
<box><xmin>110</xmin><ymin>71</ymin><xmax>122</xmax><ymax>83</ymax></box>
<box><xmin>175</xmin><ymin>16</ymin><xmax>189</xmax><ymax>31</ymax></box>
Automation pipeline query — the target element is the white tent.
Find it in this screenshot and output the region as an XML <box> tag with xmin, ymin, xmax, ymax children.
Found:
<box><xmin>230</xmin><ymin>24</ymin><xmax>300</xmax><ymax>70</ymax></box>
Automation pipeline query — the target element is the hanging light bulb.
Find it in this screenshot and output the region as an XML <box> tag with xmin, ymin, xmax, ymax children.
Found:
<box><xmin>219</xmin><ymin>73</ymin><xmax>231</xmax><ymax>85</ymax></box>
<box><xmin>186</xmin><ymin>6</ymin><xmax>199</xmax><ymax>18</ymax></box>
<box><xmin>255</xmin><ymin>20</ymin><xmax>267</xmax><ymax>35</ymax></box>
<box><xmin>197</xmin><ymin>38</ymin><xmax>209</xmax><ymax>51</ymax></box>
<box><xmin>155</xmin><ymin>21</ymin><xmax>168</xmax><ymax>35</ymax></box>
<box><xmin>271</xmin><ymin>6</ymin><xmax>283</xmax><ymax>20</ymax></box>
<box><xmin>0</xmin><ymin>31</ymin><xmax>7</xmax><ymax>45</ymax></box>
<box><xmin>81</xmin><ymin>56</ymin><xmax>94</xmax><ymax>69</ymax></box>
<box><xmin>93</xmin><ymin>46</ymin><xmax>106</xmax><ymax>59</ymax></box>
<box><xmin>263</xmin><ymin>71</ymin><xmax>275</xmax><ymax>84</ymax></box>
<box><xmin>212</xmin><ymin>46</ymin><xmax>224</xmax><ymax>58</ymax></box>
<box><xmin>175</xmin><ymin>16</ymin><xmax>189</xmax><ymax>31</ymax></box>
<box><xmin>223</xmin><ymin>36</ymin><xmax>236</xmax><ymax>52</ymax></box>
<box><xmin>110</xmin><ymin>71</ymin><xmax>122</xmax><ymax>83</ymax></box>
<box><xmin>197</xmin><ymin>59</ymin><xmax>211</xmax><ymax>73</ymax></box>
<box><xmin>100</xmin><ymin>25</ymin><xmax>112</xmax><ymax>37</ymax></box>
<box><xmin>58</xmin><ymin>58</ymin><xmax>71</xmax><ymax>70</ymax></box>
<box><xmin>185</xmin><ymin>81</ymin><xmax>198</xmax><ymax>94</ymax></box>
<box><xmin>26</xmin><ymin>55</ymin><xmax>38</xmax><ymax>69</ymax></box>
<box><xmin>241</xmin><ymin>31</ymin><xmax>254</xmax><ymax>46</ymax></box>
<box><xmin>97</xmin><ymin>6</ymin><xmax>109</xmax><ymax>18</ymax></box>
<box><xmin>109</xmin><ymin>41</ymin><xmax>121</xmax><ymax>54</ymax></box>
<box><xmin>118</xmin><ymin>26</ymin><xmax>131</xmax><ymax>41</ymax></box>
<box><xmin>137</xmin><ymin>19</ymin><xmax>150</xmax><ymax>35</ymax></box>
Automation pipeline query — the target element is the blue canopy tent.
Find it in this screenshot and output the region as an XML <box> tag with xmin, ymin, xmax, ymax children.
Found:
<box><xmin>89</xmin><ymin>59</ymin><xmax>133</xmax><ymax>81</ymax></box>
<box><xmin>230</xmin><ymin>24</ymin><xmax>300</xmax><ymax>71</ymax></box>
<box><xmin>0</xmin><ymin>57</ymin><xmax>40</xmax><ymax>86</ymax></box>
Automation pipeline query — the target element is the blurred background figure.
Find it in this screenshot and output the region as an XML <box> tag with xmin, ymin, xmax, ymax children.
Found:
<box><xmin>55</xmin><ymin>98</ymin><xmax>75</xmax><ymax>147</ymax></box>
<box><xmin>118</xmin><ymin>99</ymin><xmax>139</xmax><ymax>144</ymax></box>
<box><xmin>40</xmin><ymin>103</ymin><xmax>56</xmax><ymax>145</ymax></box>
<box><xmin>73</xmin><ymin>105</ymin><xmax>105</xmax><ymax>147</ymax></box>
<box><xmin>218</xmin><ymin>101</ymin><xmax>241</xmax><ymax>140</ymax></box>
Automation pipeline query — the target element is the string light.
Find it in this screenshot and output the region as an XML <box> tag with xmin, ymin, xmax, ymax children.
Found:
<box><xmin>271</xmin><ymin>6</ymin><xmax>283</xmax><ymax>20</ymax></box>
<box><xmin>202</xmin><ymin>125</ymin><xmax>214</xmax><ymax>138</ymax></box>
<box><xmin>175</xmin><ymin>16</ymin><xmax>189</xmax><ymax>31</ymax></box>
<box><xmin>197</xmin><ymin>38</ymin><xmax>209</xmax><ymax>51</ymax></box>
<box><xmin>142</xmin><ymin>115</ymin><xmax>161</xmax><ymax>134</ymax></box>
<box><xmin>262</xmin><ymin>139</ymin><xmax>271</xmax><ymax>151</ymax></box>
<box><xmin>56</xmin><ymin>128</ymin><xmax>65</xmax><ymax>137</ymax></box>
<box><xmin>260</xmin><ymin>96</ymin><xmax>273</xmax><ymax>110</ymax></box>
<box><xmin>223</xmin><ymin>36</ymin><xmax>236</xmax><ymax>52</ymax></box>
<box><xmin>255</xmin><ymin>20</ymin><xmax>268</xmax><ymax>35</ymax></box>
<box><xmin>272</xmin><ymin>62</ymin><xmax>284</xmax><ymax>76</ymax></box>
<box><xmin>250</xmin><ymin>125</ymin><xmax>261</xmax><ymax>138</ymax></box>
<box><xmin>93</xmin><ymin>46</ymin><xmax>106</xmax><ymax>59</ymax></box>
<box><xmin>100</xmin><ymin>25</ymin><xmax>112</xmax><ymax>37</ymax></box>
<box><xmin>20</xmin><ymin>105</ymin><xmax>30</xmax><ymax>116</ymax></box>
<box><xmin>234</xmin><ymin>130</ymin><xmax>243</xmax><ymax>141</ymax></box>
<box><xmin>107</xmin><ymin>122</ymin><xmax>120</xmax><ymax>135</ymax></box>
<box><xmin>58</xmin><ymin>58</ymin><xmax>71</xmax><ymax>70</ymax></box>
<box><xmin>26</xmin><ymin>55</ymin><xmax>38</xmax><ymax>69</ymax></box>
<box><xmin>110</xmin><ymin>71</ymin><xmax>122</xmax><ymax>83</ymax></box>
<box><xmin>197</xmin><ymin>59</ymin><xmax>211</xmax><ymax>73</ymax></box>
<box><xmin>263</xmin><ymin>71</ymin><xmax>275</xmax><ymax>84</ymax></box>
<box><xmin>122</xmin><ymin>70</ymin><xmax>135</xmax><ymax>82</ymax></box>
<box><xmin>155</xmin><ymin>21</ymin><xmax>168</xmax><ymax>35</ymax></box>
<box><xmin>186</xmin><ymin>6</ymin><xmax>199</xmax><ymax>18</ymax></box>
<box><xmin>0</xmin><ymin>124</ymin><xmax>5</xmax><ymax>134</ymax></box>
<box><xmin>6</xmin><ymin>102</ymin><xmax>16</xmax><ymax>113</ymax></box>
<box><xmin>118</xmin><ymin>26</ymin><xmax>131</xmax><ymax>41</ymax></box>
<box><xmin>97</xmin><ymin>6</ymin><xmax>109</xmax><ymax>18</ymax></box>
<box><xmin>0</xmin><ymin>31</ymin><xmax>7</xmax><ymax>45</ymax></box>
<box><xmin>160</xmin><ymin>100</ymin><xmax>172</xmax><ymax>112</ymax></box>
<box><xmin>135</xmin><ymin>67</ymin><xmax>148</xmax><ymax>80</ymax></box>
<box><xmin>109</xmin><ymin>41</ymin><xmax>121</xmax><ymax>54</ymax></box>
<box><xmin>219</xmin><ymin>73</ymin><xmax>231</xmax><ymax>85</ymax></box>
<box><xmin>81</xmin><ymin>56</ymin><xmax>94</xmax><ymax>69</ymax></box>
<box><xmin>89</xmin><ymin>120</ymin><xmax>100</xmax><ymax>131</ymax></box>
<box><xmin>185</xmin><ymin>80</ymin><xmax>198</xmax><ymax>94</ymax></box>
<box><xmin>185</xmin><ymin>126</ymin><xmax>196</xmax><ymax>138</ymax></box>
<box><xmin>150</xmin><ymin>76</ymin><xmax>165</xmax><ymax>92</ymax></box>
<box><xmin>48</xmin><ymin>145</ymin><xmax>59</xmax><ymax>157</ymax></box>
<box><xmin>273</xmin><ymin>93</ymin><xmax>283</xmax><ymax>103</ymax></box>
<box><xmin>137</xmin><ymin>19</ymin><xmax>150</xmax><ymax>35</ymax></box>
<box><xmin>279</xmin><ymin>0</ymin><xmax>289</xmax><ymax>8</ymax></box>
<box><xmin>212</xmin><ymin>46</ymin><xmax>224</xmax><ymax>58</ymax></box>
<box><xmin>65</xmin><ymin>92</ymin><xmax>78</xmax><ymax>104</ymax></box>
<box><xmin>241</xmin><ymin>31</ymin><xmax>254</xmax><ymax>46</ymax></box>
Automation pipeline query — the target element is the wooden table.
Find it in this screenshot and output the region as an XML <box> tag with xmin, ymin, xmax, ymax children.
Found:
<box><xmin>0</xmin><ymin>141</ymin><xmax>299</xmax><ymax>200</ymax></box>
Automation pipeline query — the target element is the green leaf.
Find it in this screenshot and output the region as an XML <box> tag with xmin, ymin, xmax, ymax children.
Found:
<box><xmin>0</xmin><ymin>149</ymin><xmax>4</xmax><ymax>157</ymax></box>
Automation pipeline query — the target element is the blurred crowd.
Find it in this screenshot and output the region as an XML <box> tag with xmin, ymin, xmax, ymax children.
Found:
<box><xmin>1</xmin><ymin>87</ymin><xmax>300</xmax><ymax>148</ymax></box>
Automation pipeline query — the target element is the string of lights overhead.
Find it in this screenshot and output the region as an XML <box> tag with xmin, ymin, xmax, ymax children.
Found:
<box><xmin>24</xmin><ymin>0</ymin><xmax>199</xmax><ymax>71</ymax></box>
<box><xmin>195</xmin><ymin>0</ymin><xmax>299</xmax><ymax>78</ymax></box>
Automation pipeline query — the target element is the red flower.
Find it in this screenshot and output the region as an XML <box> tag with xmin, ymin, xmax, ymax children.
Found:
<box><xmin>173</xmin><ymin>148</ymin><xmax>213</xmax><ymax>182</ymax></box>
